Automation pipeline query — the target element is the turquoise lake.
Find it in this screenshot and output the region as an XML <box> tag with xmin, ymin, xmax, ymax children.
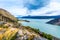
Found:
<box><xmin>19</xmin><ymin>18</ymin><xmax>60</xmax><ymax>38</ymax></box>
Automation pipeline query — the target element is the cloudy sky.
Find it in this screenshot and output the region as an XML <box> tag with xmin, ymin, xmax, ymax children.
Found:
<box><xmin>0</xmin><ymin>0</ymin><xmax>60</xmax><ymax>16</ymax></box>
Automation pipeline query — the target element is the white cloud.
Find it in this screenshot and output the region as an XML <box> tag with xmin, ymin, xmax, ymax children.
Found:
<box><xmin>0</xmin><ymin>0</ymin><xmax>60</xmax><ymax>16</ymax></box>
<box><xmin>5</xmin><ymin>7</ymin><xmax>28</xmax><ymax>17</ymax></box>
<box><xmin>0</xmin><ymin>0</ymin><xmax>14</xmax><ymax>1</ymax></box>
<box><xmin>29</xmin><ymin>0</ymin><xmax>60</xmax><ymax>16</ymax></box>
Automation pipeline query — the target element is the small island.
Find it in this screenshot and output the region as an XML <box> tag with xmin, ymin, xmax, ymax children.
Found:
<box><xmin>18</xmin><ymin>20</ymin><xmax>30</xmax><ymax>22</ymax></box>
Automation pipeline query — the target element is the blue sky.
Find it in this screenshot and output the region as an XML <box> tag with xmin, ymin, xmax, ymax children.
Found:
<box><xmin>0</xmin><ymin>0</ymin><xmax>60</xmax><ymax>16</ymax></box>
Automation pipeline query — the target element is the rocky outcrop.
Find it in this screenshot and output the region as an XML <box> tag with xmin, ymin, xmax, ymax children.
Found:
<box><xmin>0</xmin><ymin>8</ymin><xmax>17</xmax><ymax>21</ymax></box>
<box><xmin>0</xmin><ymin>27</ymin><xmax>45</xmax><ymax>40</ymax></box>
<box><xmin>46</xmin><ymin>18</ymin><xmax>60</xmax><ymax>26</ymax></box>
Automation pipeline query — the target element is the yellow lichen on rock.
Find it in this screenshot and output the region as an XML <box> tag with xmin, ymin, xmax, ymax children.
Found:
<box><xmin>3</xmin><ymin>28</ymin><xmax>19</xmax><ymax>40</ymax></box>
<box><xmin>0</xmin><ymin>28</ymin><xmax>19</xmax><ymax>40</ymax></box>
<box><xmin>0</xmin><ymin>34</ymin><xmax>3</xmax><ymax>40</ymax></box>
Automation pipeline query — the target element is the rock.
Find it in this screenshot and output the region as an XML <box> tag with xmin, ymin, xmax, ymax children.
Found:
<box><xmin>46</xmin><ymin>18</ymin><xmax>60</xmax><ymax>26</ymax></box>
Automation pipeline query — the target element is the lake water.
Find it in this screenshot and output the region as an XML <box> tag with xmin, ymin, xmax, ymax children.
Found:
<box><xmin>19</xmin><ymin>18</ymin><xmax>60</xmax><ymax>38</ymax></box>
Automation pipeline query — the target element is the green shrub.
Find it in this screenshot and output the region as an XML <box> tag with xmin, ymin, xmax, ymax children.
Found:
<box><xmin>42</xmin><ymin>32</ymin><xmax>53</xmax><ymax>40</ymax></box>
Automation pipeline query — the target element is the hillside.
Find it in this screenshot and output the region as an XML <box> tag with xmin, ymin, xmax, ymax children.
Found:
<box><xmin>0</xmin><ymin>8</ymin><xmax>17</xmax><ymax>21</ymax></box>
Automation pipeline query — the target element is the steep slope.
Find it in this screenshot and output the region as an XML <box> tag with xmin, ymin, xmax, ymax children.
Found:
<box><xmin>0</xmin><ymin>8</ymin><xmax>17</xmax><ymax>21</ymax></box>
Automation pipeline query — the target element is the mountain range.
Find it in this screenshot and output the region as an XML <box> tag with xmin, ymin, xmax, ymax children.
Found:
<box><xmin>17</xmin><ymin>15</ymin><xmax>60</xmax><ymax>19</ymax></box>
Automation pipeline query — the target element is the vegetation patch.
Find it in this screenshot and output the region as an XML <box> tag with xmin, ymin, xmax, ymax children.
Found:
<box><xmin>23</xmin><ymin>26</ymin><xmax>53</xmax><ymax>40</ymax></box>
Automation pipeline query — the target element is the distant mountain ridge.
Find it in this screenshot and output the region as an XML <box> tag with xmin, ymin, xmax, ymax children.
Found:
<box><xmin>17</xmin><ymin>15</ymin><xmax>60</xmax><ymax>19</ymax></box>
